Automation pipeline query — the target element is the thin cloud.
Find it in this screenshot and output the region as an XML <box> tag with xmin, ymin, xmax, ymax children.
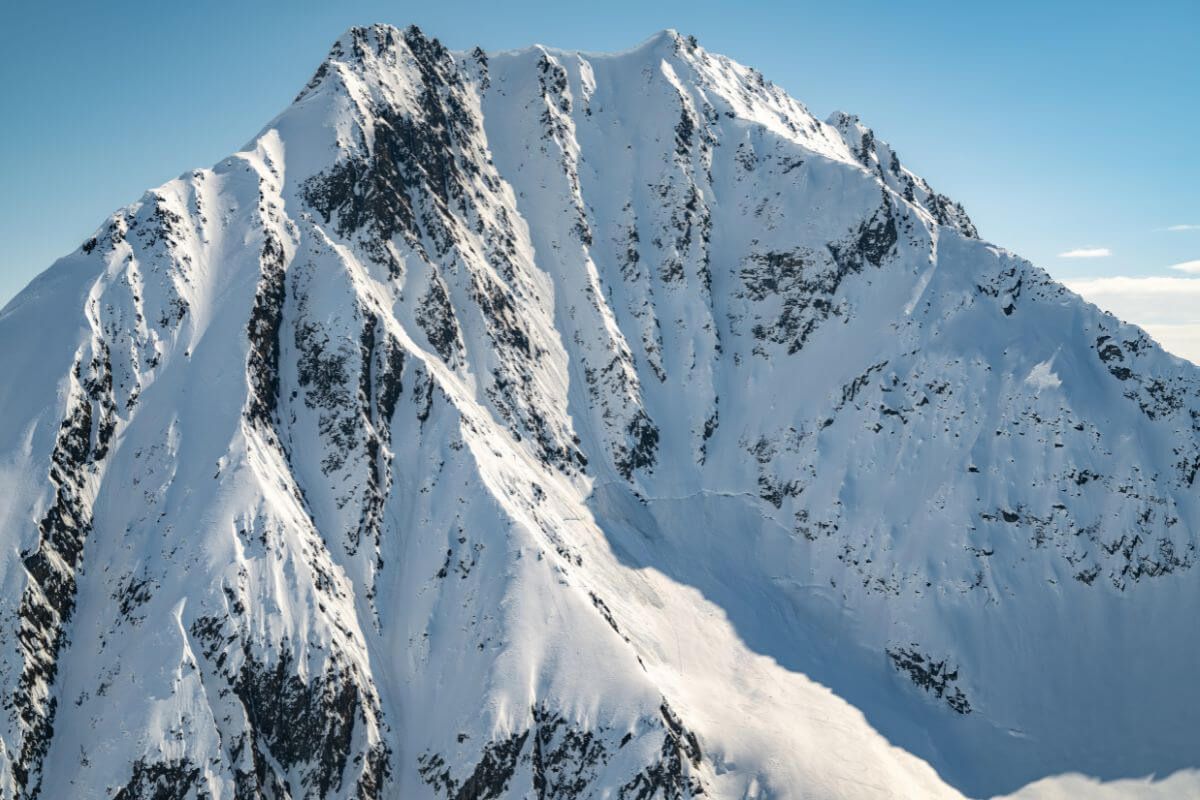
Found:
<box><xmin>1169</xmin><ymin>259</ymin><xmax>1200</xmax><ymax>274</ymax></box>
<box><xmin>1166</xmin><ymin>224</ymin><xmax>1200</xmax><ymax>232</ymax></box>
<box><xmin>1058</xmin><ymin>247</ymin><xmax>1112</xmax><ymax>258</ymax></box>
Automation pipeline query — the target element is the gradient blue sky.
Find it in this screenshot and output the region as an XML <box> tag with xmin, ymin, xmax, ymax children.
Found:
<box><xmin>2</xmin><ymin>0</ymin><xmax>1197</xmax><ymax>347</ymax></box>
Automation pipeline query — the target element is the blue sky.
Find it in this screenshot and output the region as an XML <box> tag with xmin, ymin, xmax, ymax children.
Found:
<box><xmin>2</xmin><ymin>1</ymin><xmax>1197</xmax><ymax>351</ymax></box>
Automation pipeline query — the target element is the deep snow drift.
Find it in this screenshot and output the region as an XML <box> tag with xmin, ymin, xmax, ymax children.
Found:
<box><xmin>0</xmin><ymin>23</ymin><xmax>1197</xmax><ymax>799</ymax></box>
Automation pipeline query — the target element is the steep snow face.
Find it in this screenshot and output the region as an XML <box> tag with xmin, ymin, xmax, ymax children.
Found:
<box><xmin>0</xmin><ymin>23</ymin><xmax>1197</xmax><ymax>800</ymax></box>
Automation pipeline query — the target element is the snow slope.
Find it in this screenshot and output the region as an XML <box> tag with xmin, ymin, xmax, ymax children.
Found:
<box><xmin>0</xmin><ymin>23</ymin><xmax>1197</xmax><ymax>799</ymax></box>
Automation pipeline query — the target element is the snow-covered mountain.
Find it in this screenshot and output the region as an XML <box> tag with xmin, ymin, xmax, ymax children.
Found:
<box><xmin>0</xmin><ymin>24</ymin><xmax>1197</xmax><ymax>799</ymax></box>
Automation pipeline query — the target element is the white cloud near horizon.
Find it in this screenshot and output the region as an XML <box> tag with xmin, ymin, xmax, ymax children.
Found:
<box><xmin>1166</xmin><ymin>224</ymin><xmax>1200</xmax><ymax>232</ymax></box>
<box><xmin>1058</xmin><ymin>247</ymin><xmax>1112</xmax><ymax>258</ymax></box>
<box><xmin>1064</xmin><ymin>275</ymin><xmax>1200</xmax><ymax>364</ymax></box>
<box><xmin>1168</xmin><ymin>259</ymin><xmax>1200</xmax><ymax>274</ymax></box>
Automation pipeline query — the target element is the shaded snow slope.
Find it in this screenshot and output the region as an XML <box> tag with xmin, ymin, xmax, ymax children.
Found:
<box><xmin>0</xmin><ymin>23</ymin><xmax>1197</xmax><ymax>800</ymax></box>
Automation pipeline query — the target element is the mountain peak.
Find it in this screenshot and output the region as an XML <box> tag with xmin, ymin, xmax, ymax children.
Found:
<box><xmin>825</xmin><ymin>109</ymin><xmax>979</xmax><ymax>238</ymax></box>
<box><xmin>0</xmin><ymin>24</ymin><xmax>1195</xmax><ymax>800</ymax></box>
<box><xmin>636</xmin><ymin>26</ymin><xmax>687</xmax><ymax>51</ymax></box>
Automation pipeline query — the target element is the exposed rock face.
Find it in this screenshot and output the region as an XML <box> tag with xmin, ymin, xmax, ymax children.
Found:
<box><xmin>0</xmin><ymin>22</ymin><xmax>1197</xmax><ymax>800</ymax></box>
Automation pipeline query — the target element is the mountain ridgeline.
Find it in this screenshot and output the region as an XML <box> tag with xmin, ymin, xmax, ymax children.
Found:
<box><xmin>0</xmin><ymin>23</ymin><xmax>1196</xmax><ymax>799</ymax></box>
